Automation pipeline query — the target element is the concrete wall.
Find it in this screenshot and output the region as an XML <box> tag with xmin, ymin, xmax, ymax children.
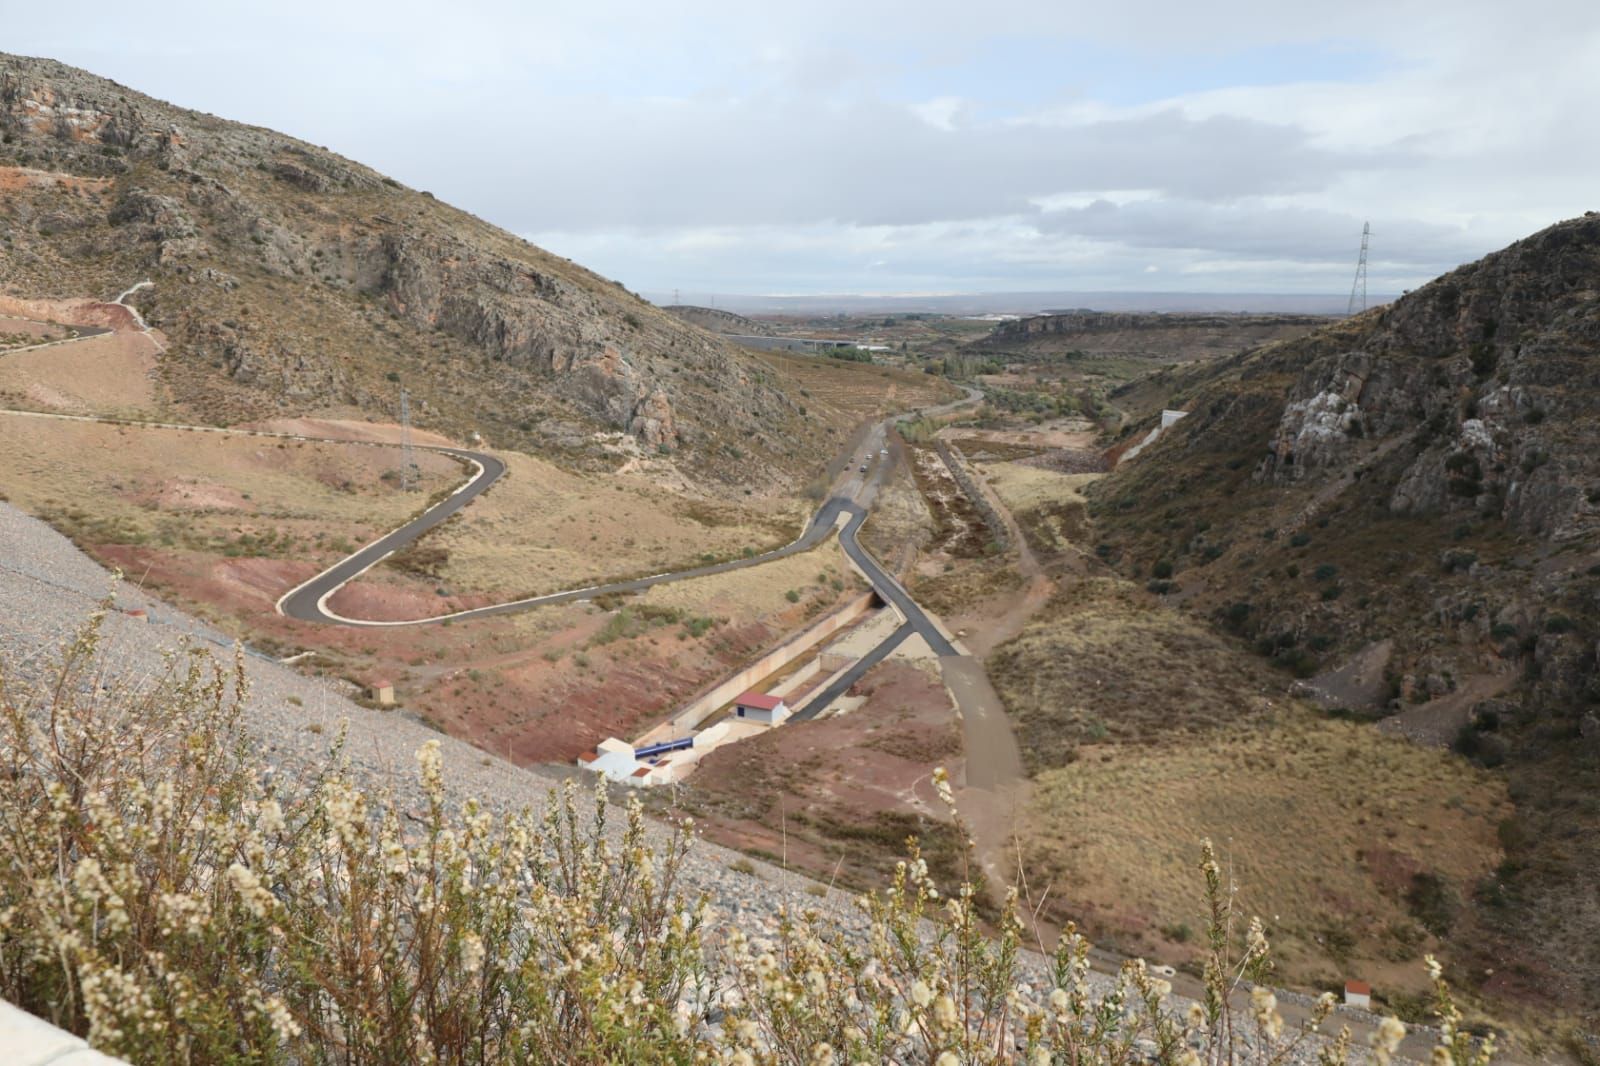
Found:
<box><xmin>935</xmin><ymin>440</ymin><xmax>1010</xmax><ymax>550</ymax></box>
<box><xmin>634</xmin><ymin>592</ymin><xmax>879</xmax><ymax>745</ymax></box>
<box><xmin>769</xmin><ymin>659</ymin><xmax>822</xmax><ymax>698</ymax></box>
<box><xmin>1116</xmin><ymin>408</ymin><xmax>1188</xmax><ymax>465</ymax></box>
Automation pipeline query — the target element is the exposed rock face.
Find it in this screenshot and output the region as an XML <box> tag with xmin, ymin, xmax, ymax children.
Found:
<box><xmin>0</xmin><ymin>53</ymin><xmax>802</xmax><ymax>484</ymax></box>
<box><xmin>995</xmin><ymin>311</ymin><xmax>1331</xmax><ymax>337</ymax></box>
<box><xmin>663</xmin><ymin>305</ymin><xmax>774</xmax><ymax>337</ymax></box>
<box><xmin>975</xmin><ymin>311</ymin><xmax>1331</xmax><ymax>362</ymax></box>
<box><xmin>1259</xmin><ymin>215</ymin><xmax>1600</xmax><ymax>539</ymax></box>
<box><xmin>1086</xmin><ymin>214</ymin><xmax>1600</xmax><ymax>1016</ymax></box>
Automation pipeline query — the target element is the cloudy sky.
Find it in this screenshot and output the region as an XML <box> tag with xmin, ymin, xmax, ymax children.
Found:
<box><xmin>8</xmin><ymin>1</ymin><xmax>1599</xmax><ymax>299</ymax></box>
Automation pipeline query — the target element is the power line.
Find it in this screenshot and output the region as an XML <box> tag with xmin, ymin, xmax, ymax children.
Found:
<box><xmin>1348</xmin><ymin>221</ymin><xmax>1370</xmax><ymax>316</ymax></box>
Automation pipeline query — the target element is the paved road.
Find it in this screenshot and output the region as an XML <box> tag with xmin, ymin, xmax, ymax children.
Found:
<box><xmin>283</xmin><ymin>486</ymin><xmax>868</xmax><ymax>626</ymax></box>
<box><xmin>278</xmin><ymin>385</ymin><xmax>982</xmax><ymax>628</ymax></box>
<box><xmin>791</xmin><ymin>620</ymin><xmax>915</xmax><ymax>721</ymax></box>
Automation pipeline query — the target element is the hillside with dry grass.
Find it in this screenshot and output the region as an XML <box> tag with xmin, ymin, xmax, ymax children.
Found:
<box><xmin>0</xmin><ymin>53</ymin><xmax>871</xmax><ymax>490</ymax></box>
<box><xmin>1080</xmin><ymin>214</ymin><xmax>1600</xmax><ymax>1022</ymax></box>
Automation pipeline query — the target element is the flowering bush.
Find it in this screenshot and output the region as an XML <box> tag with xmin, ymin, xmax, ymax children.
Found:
<box><xmin>0</xmin><ymin>609</ymin><xmax>1494</xmax><ymax>1064</ymax></box>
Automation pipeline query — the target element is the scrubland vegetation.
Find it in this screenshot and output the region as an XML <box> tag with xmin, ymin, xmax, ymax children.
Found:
<box><xmin>0</xmin><ymin>609</ymin><xmax>1493</xmax><ymax>1063</ymax></box>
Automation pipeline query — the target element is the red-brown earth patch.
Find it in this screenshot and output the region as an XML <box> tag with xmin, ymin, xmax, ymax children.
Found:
<box><xmin>667</xmin><ymin>659</ymin><xmax>967</xmax><ymax>893</ymax></box>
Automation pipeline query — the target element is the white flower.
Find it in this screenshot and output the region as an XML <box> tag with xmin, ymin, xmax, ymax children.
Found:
<box><xmin>1372</xmin><ymin>1014</ymin><xmax>1407</xmax><ymax>1065</ymax></box>
<box><xmin>227</xmin><ymin>862</ymin><xmax>273</xmax><ymax>919</ymax></box>
<box><xmin>416</xmin><ymin>740</ymin><xmax>445</xmax><ymax>802</ymax></box>
<box><xmin>911</xmin><ymin>979</ymin><xmax>934</xmax><ymax>1008</ymax></box>
<box><xmin>258</xmin><ymin>798</ymin><xmax>285</xmax><ymax>835</ymax></box>
<box><xmin>461</xmin><ymin>933</ymin><xmax>485</xmax><ymax>974</ymax></box>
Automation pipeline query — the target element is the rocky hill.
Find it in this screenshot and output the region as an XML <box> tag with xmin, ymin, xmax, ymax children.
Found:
<box><xmin>972</xmin><ymin>310</ymin><xmax>1331</xmax><ymax>361</ymax></box>
<box><xmin>662</xmin><ymin>304</ymin><xmax>774</xmax><ymax>336</ymax></box>
<box><xmin>0</xmin><ymin>54</ymin><xmax>813</xmax><ymax>487</ymax></box>
<box><xmin>1086</xmin><ymin>213</ymin><xmax>1600</xmax><ymax>1018</ymax></box>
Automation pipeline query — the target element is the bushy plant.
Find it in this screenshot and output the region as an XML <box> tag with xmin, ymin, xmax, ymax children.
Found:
<box><xmin>0</xmin><ymin>608</ymin><xmax>1495</xmax><ymax>1065</ymax></box>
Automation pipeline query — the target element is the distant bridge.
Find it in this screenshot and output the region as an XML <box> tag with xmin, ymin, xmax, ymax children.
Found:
<box><xmin>723</xmin><ymin>334</ymin><xmax>858</xmax><ymax>353</ymax></box>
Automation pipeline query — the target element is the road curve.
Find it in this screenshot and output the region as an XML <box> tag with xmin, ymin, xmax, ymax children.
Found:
<box><xmin>278</xmin><ymin>384</ymin><xmax>983</xmax><ymax>629</ymax></box>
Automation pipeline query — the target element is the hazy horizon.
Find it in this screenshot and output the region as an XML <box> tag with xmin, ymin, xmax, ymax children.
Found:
<box><xmin>8</xmin><ymin>2</ymin><xmax>1595</xmax><ymax>297</ymax></box>
<box><xmin>647</xmin><ymin>289</ymin><xmax>1393</xmax><ymax>316</ymax></box>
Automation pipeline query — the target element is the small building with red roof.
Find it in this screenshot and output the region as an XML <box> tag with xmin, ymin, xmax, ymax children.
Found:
<box><xmin>1343</xmin><ymin>979</ymin><xmax>1371</xmax><ymax>1009</ymax></box>
<box><xmin>733</xmin><ymin>691</ymin><xmax>790</xmax><ymax>726</ymax></box>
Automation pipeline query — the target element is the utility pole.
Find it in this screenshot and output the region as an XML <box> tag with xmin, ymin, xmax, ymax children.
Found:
<box><xmin>399</xmin><ymin>386</ymin><xmax>420</xmax><ymax>492</ymax></box>
<box><xmin>1348</xmin><ymin>222</ymin><xmax>1370</xmax><ymax>316</ymax></box>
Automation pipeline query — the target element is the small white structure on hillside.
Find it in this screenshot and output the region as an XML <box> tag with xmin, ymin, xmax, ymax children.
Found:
<box><xmin>581</xmin><ymin>738</ymin><xmax>649</xmax><ymax>783</ymax></box>
<box><xmin>1119</xmin><ymin>408</ymin><xmax>1189</xmax><ymax>465</ymax></box>
<box><xmin>733</xmin><ymin>691</ymin><xmax>790</xmax><ymax>726</ymax></box>
<box><xmin>1343</xmin><ymin>980</ymin><xmax>1371</xmax><ymax>1009</ymax></box>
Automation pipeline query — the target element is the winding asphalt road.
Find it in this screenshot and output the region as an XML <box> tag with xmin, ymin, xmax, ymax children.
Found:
<box><xmin>277</xmin><ymin>386</ymin><xmax>982</xmax><ymax>634</ymax></box>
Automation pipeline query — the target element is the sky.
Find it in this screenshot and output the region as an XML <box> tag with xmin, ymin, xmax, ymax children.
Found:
<box><xmin>6</xmin><ymin>0</ymin><xmax>1599</xmax><ymax>300</ymax></box>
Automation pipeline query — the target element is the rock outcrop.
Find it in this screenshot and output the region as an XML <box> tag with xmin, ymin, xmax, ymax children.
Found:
<box><xmin>1084</xmin><ymin>213</ymin><xmax>1600</xmax><ymax>1016</ymax></box>
<box><xmin>976</xmin><ymin>311</ymin><xmax>1331</xmax><ymax>361</ymax></box>
<box><xmin>0</xmin><ymin>53</ymin><xmax>808</xmax><ymax>486</ymax></box>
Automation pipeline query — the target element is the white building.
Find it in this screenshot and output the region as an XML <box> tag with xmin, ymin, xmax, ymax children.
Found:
<box><xmin>733</xmin><ymin>691</ymin><xmax>790</xmax><ymax>726</ymax></box>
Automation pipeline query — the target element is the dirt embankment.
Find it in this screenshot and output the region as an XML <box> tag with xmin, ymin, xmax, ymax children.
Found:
<box><xmin>672</xmin><ymin>659</ymin><xmax>967</xmax><ymax>893</ymax></box>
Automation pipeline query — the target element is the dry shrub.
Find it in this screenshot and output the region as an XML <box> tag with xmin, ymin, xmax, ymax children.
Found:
<box><xmin>0</xmin><ymin>608</ymin><xmax>1493</xmax><ymax>1064</ymax></box>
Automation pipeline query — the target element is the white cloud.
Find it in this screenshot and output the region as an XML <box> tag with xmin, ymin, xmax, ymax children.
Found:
<box><xmin>7</xmin><ymin>0</ymin><xmax>1599</xmax><ymax>294</ymax></box>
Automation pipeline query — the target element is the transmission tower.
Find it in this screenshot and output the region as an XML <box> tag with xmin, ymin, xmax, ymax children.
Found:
<box><xmin>1347</xmin><ymin>221</ymin><xmax>1370</xmax><ymax>316</ymax></box>
<box><xmin>398</xmin><ymin>386</ymin><xmax>420</xmax><ymax>492</ymax></box>
<box><xmin>673</xmin><ymin>288</ymin><xmax>680</xmax><ymax>306</ymax></box>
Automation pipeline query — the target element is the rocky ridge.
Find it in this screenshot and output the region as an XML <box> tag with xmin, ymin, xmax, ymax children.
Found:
<box><xmin>1087</xmin><ymin>213</ymin><xmax>1600</xmax><ymax>1017</ymax></box>
<box><xmin>976</xmin><ymin>310</ymin><xmax>1331</xmax><ymax>361</ymax></box>
<box><xmin>663</xmin><ymin>304</ymin><xmax>775</xmax><ymax>336</ymax></box>
<box><xmin>0</xmin><ymin>54</ymin><xmax>811</xmax><ymax>486</ymax></box>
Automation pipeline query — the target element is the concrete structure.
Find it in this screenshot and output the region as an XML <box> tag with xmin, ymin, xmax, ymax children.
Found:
<box><xmin>1</xmin><ymin>999</ymin><xmax>127</xmax><ymax>1065</ymax></box>
<box><xmin>1343</xmin><ymin>980</ymin><xmax>1372</xmax><ymax>1009</ymax></box>
<box><xmin>733</xmin><ymin>691</ymin><xmax>790</xmax><ymax>725</ymax></box>
<box><xmin>369</xmin><ymin>678</ymin><xmax>395</xmax><ymax>706</ymax></box>
<box><xmin>583</xmin><ymin>738</ymin><xmax>647</xmax><ymax>783</ymax></box>
<box><xmin>634</xmin><ymin>591</ymin><xmax>879</xmax><ymax>748</ymax></box>
<box><xmin>1116</xmin><ymin>408</ymin><xmax>1189</xmax><ymax>466</ymax></box>
<box><xmin>579</xmin><ymin>737</ymin><xmax>689</xmax><ymax>788</ymax></box>
<box><xmin>723</xmin><ymin>334</ymin><xmax>859</xmax><ymax>354</ymax></box>
<box><xmin>578</xmin><ymin>593</ymin><xmax>907</xmax><ymax>788</ymax></box>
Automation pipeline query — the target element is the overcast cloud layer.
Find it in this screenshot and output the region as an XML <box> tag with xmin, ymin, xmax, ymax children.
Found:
<box><xmin>7</xmin><ymin>0</ymin><xmax>1599</xmax><ymax>299</ymax></box>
